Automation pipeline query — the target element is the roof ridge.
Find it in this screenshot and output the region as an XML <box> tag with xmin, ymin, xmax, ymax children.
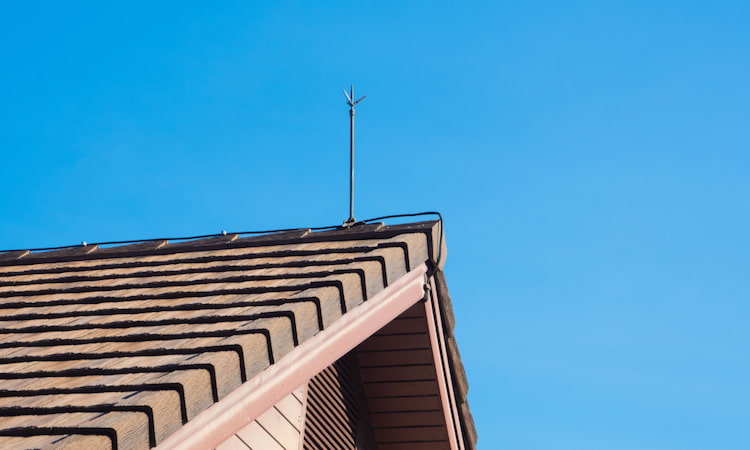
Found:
<box><xmin>0</xmin><ymin>212</ymin><xmax>442</xmax><ymax>256</ymax></box>
<box><xmin>0</xmin><ymin>219</ymin><xmax>442</xmax><ymax>266</ymax></box>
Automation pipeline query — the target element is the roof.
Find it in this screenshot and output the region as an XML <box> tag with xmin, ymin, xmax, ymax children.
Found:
<box><xmin>0</xmin><ymin>220</ymin><xmax>475</xmax><ymax>449</ymax></box>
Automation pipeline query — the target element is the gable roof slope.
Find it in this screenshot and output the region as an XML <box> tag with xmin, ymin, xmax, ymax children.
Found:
<box><xmin>0</xmin><ymin>220</ymin><xmax>475</xmax><ymax>449</ymax></box>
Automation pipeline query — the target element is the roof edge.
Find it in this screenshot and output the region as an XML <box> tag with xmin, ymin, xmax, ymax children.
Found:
<box><xmin>432</xmin><ymin>268</ymin><xmax>477</xmax><ymax>449</ymax></box>
<box><xmin>155</xmin><ymin>263</ymin><xmax>429</xmax><ymax>450</ymax></box>
<box><xmin>0</xmin><ymin>220</ymin><xmax>444</xmax><ymax>266</ymax></box>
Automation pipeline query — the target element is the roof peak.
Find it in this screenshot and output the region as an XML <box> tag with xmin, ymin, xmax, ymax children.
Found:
<box><xmin>0</xmin><ymin>217</ymin><xmax>445</xmax><ymax>269</ymax></box>
<box><xmin>0</xmin><ymin>212</ymin><xmax>442</xmax><ymax>256</ymax></box>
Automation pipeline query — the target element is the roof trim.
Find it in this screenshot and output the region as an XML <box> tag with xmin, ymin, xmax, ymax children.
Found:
<box><xmin>0</xmin><ymin>220</ymin><xmax>442</xmax><ymax>267</ymax></box>
<box><xmin>425</xmin><ymin>275</ymin><xmax>464</xmax><ymax>449</ymax></box>
<box><xmin>155</xmin><ymin>263</ymin><xmax>429</xmax><ymax>450</ymax></box>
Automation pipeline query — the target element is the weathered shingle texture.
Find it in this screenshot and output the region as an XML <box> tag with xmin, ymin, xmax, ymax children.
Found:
<box><xmin>0</xmin><ymin>221</ymin><xmax>459</xmax><ymax>449</ymax></box>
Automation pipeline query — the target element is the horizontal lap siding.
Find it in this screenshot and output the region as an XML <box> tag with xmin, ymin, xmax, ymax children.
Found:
<box><xmin>356</xmin><ymin>304</ymin><xmax>451</xmax><ymax>449</ymax></box>
<box><xmin>302</xmin><ymin>304</ymin><xmax>452</xmax><ymax>450</ymax></box>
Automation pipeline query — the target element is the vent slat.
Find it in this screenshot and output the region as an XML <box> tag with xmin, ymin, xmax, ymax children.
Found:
<box><xmin>303</xmin><ymin>356</ymin><xmax>374</xmax><ymax>450</ymax></box>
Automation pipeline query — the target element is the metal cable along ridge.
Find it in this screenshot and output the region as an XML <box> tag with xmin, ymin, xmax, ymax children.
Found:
<box><xmin>0</xmin><ymin>211</ymin><xmax>443</xmax><ymax>256</ymax></box>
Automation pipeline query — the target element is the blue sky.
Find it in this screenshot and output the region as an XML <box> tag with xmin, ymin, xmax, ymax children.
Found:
<box><xmin>1</xmin><ymin>1</ymin><xmax>749</xmax><ymax>448</ymax></box>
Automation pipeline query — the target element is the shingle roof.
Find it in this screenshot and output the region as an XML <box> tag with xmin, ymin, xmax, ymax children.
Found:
<box><xmin>0</xmin><ymin>220</ymin><xmax>472</xmax><ymax>449</ymax></box>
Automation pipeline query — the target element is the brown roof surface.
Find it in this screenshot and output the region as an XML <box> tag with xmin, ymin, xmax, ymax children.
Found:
<box><xmin>0</xmin><ymin>220</ymin><xmax>472</xmax><ymax>449</ymax></box>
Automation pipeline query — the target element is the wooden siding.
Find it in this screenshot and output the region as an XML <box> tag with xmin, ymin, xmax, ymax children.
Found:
<box><xmin>216</xmin><ymin>386</ymin><xmax>307</xmax><ymax>450</ymax></box>
<box><xmin>357</xmin><ymin>303</ymin><xmax>452</xmax><ymax>450</ymax></box>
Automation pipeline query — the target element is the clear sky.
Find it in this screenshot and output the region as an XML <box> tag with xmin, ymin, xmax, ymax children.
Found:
<box><xmin>1</xmin><ymin>1</ymin><xmax>749</xmax><ymax>448</ymax></box>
